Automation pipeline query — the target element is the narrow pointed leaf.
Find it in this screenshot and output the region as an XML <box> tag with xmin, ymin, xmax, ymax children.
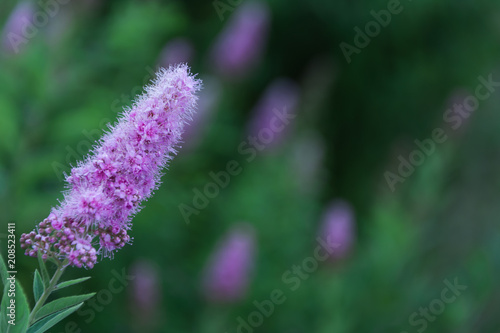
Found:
<box><xmin>27</xmin><ymin>303</ymin><xmax>83</xmax><ymax>333</ymax></box>
<box><xmin>0</xmin><ymin>284</ymin><xmax>9</xmax><ymax>332</ymax></box>
<box><xmin>1</xmin><ymin>280</ymin><xmax>30</xmax><ymax>332</ymax></box>
<box><xmin>33</xmin><ymin>270</ymin><xmax>44</xmax><ymax>303</ymax></box>
<box><xmin>34</xmin><ymin>293</ymin><xmax>95</xmax><ymax>321</ymax></box>
<box><xmin>13</xmin><ymin>281</ymin><xmax>30</xmax><ymax>332</ymax></box>
<box><xmin>55</xmin><ymin>277</ymin><xmax>91</xmax><ymax>291</ymax></box>
<box><xmin>0</xmin><ymin>254</ymin><xmax>7</xmax><ymax>288</ymax></box>
<box><xmin>36</xmin><ymin>252</ymin><xmax>50</xmax><ymax>288</ymax></box>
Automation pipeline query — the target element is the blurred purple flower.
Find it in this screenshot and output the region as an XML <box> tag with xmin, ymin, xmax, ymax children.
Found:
<box><xmin>320</xmin><ymin>200</ymin><xmax>355</xmax><ymax>261</ymax></box>
<box><xmin>130</xmin><ymin>260</ymin><xmax>161</xmax><ymax>316</ymax></box>
<box><xmin>202</xmin><ymin>224</ymin><xmax>256</xmax><ymax>303</ymax></box>
<box><xmin>211</xmin><ymin>1</ymin><xmax>270</xmax><ymax>78</ymax></box>
<box><xmin>1</xmin><ymin>1</ymin><xmax>35</xmax><ymax>54</ymax></box>
<box><xmin>158</xmin><ymin>38</ymin><xmax>194</xmax><ymax>67</ymax></box>
<box><xmin>247</xmin><ymin>78</ymin><xmax>300</xmax><ymax>149</ymax></box>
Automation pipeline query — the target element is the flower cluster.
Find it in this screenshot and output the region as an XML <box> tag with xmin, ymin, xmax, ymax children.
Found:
<box><xmin>21</xmin><ymin>64</ymin><xmax>202</xmax><ymax>268</ymax></box>
<box><xmin>21</xmin><ymin>217</ymin><xmax>98</xmax><ymax>268</ymax></box>
<box><xmin>211</xmin><ymin>1</ymin><xmax>270</xmax><ymax>78</ymax></box>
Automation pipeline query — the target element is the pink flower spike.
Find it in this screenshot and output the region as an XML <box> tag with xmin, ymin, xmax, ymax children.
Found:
<box><xmin>130</xmin><ymin>260</ymin><xmax>161</xmax><ymax>317</ymax></box>
<box><xmin>20</xmin><ymin>65</ymin><xmax>202</xmax><ymax>268</ymax></box>
<box><xmin>1</xmin><ymin>1</ymin><xmax>35</xmax><ymax>54</ymax></box>
<box><xmin>202</xmin><ymin>223</ymin><xmax>256</xmax><ymax>303</ymax></box>
<box><xmin>319</xmin><ymin>200</ymin><xmax>356</xmax><ymax>261</ymax></box>
<box><xmin>211</xmin><ymin>1</ymin><xmax>270</xmax><ymax>78</ymax></box>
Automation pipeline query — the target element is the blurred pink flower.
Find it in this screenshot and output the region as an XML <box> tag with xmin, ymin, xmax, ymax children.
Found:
<box><xmin>202</xmin><ymin>224</ymin><xmax>256</xmax><ymax>303</ymax></box>
<box><xmin>211</xmin><ymin>1</ymin><xmax>270</xmax><ymax>78</ymax></box>
<box><xmin>247</xmin><ymin>78</ymin><xmax>300</xmax><ymax>149</ymax></box>
<box><xmin>1</xmin><ymin>1</ymin><xmax>35</xmax><ymax>54</ymax></box>
<box><xmin>320</xmin><ymin>200</ymin><xmax>355</xmax><ymax>260</ymax></box>
<box><xmin>130</xmin><ymin>260</ymin><xmax>161</xmax><ymax>315</ymax></box>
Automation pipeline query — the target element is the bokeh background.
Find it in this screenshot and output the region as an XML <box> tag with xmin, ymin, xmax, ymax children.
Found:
<box><xmin>1</xmin><ymin>0</ymin><xmax>500</xmax><ymax>332</ymax></box>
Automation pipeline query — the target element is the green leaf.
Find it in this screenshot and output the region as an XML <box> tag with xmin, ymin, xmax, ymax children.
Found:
<box><xmin>27</xmin><ymin>302</ymin><xmax>83</xmax><ymax>333</ymax></box>
<box><xmin>34</xmin><ymin>292</ymin><xmax>95</xmax><ymax>321</ymax></box>
<box><xmin>55</xmin><ymin>276</ymin><xmax>91</xmax><ymax>291</ymax></box>
<box><xmin>1</xmin><ymin>280</ymin><xmax>30</xmax><ymax>332</ymax></box>
<box><xmin>12</xmin><ymin>281</ymin><xmax>30</xmax><ymax>332</ymax></box>
<box><xmin>0</xmin><ymin>253</ymin><xmax>7</xmax><ymax>288</ymax></box>
<box><xmin>0</xmin><ymin>284</ymin><xmax>9</xmax><ymax>332</ymax></box>
<box><xmin>33</xmin><ymin>270</ymin><xmax>44</xmax><ymax>303</ymax></box>
<box><xmin>36</xmin><ymin>252</ymin><xmax>50</xmax><ymax>288</ymax></box>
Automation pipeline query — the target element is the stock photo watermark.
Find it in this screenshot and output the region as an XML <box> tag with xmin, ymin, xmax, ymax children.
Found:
<box><xmin>400</xmin><ymin>277</ymin><xmax>467</xmax><ymax>333</ymax></box>
<box><xmin>178</xmin><ymin>106</ymin><xmax>296</xmax><ymax>224</ymax></box>
<box><xmin>5</xmin><ymin>0</ymin><xmax>71</xmax><ymax>54</ymax></box>
<box><xmin>212</xmin><ymin>0</ymin><xmax>243</xmax><ymax>21</ymax></box>
<box><xmin>229</xmin><ymin>235</ymin><xmax>340</xmax><ymax>333</ymax></box>
<box><xmin>339</xmin><ymin>0</ymin><xmax>404</xmax><ymax>63</ymax></box>
<box><xmin>55</xmin><ymin>268</ymin><xmax>135</xmax><ymax>333</ymax></box>
<box><xmin>4</xmin><ymin>222</ymin><xmax>17</xmax><ymax>326</ymax></box>
<box><xmin>385</xmin><ymin>74</ymin><xmax>500</xmax><ymax>192</ymax></box>
<box><xmin>51</xmin><ymin>66</ymin><xmax>157</xmax><ymax>182</ymax></box>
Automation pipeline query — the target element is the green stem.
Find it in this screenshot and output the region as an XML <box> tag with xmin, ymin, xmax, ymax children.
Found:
<box><xmin>28</xmin><ymin>260</ymin><xmax>67</xmax><ymax>325</ymax></box>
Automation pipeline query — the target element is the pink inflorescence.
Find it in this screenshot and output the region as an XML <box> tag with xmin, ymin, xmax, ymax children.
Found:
<box><xmin>202</xmin><ymin>224</ymin><xmax>256</xmax><ymax>303</ymax></box>
<box><xmin>320</xmin><ymin>200</ymin><xmax>355</xmax><ymax>261</ymax></box>
<box><xmin>20</xmin><ymin>64</ymin><xmax>202</xmax><ymax>268</ymax></box>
